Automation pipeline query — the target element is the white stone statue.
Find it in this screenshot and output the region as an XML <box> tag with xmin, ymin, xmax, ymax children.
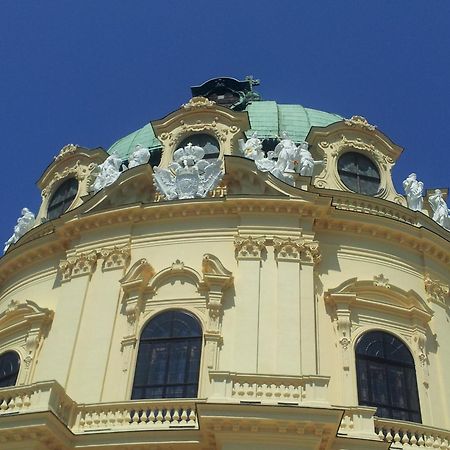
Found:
<box><xmin>297</xmin><ymin>142</ymin><xmax>323</xmax><ymax>176</ymax></box>
<box><xmin>4</xmin><ymin>208</ymin><xmax>36</xmax><ymax>253</ymax></box>
<box><xmin>128</xmin><ymin>144</ymin><xmax>151</xmax><ymax>169</ymax></box>
<box><xmin>402</xmin><ymin>173</ymin><xmax>424</xmax><ymax>211</ymax></box>
<box><xmin>153</xmin><ymin>143</ymin><xmax>223</xmax><ymax>200</ymax></box>
<box><xmin>90</xmin><ymin>153</ymin><xmax>123</xmax><ymax>193</ymax></box>
<box><xmin>272</xmin><ymin>132</ymin><xmax>299</xmax><ymax>173</ymax></box>
<box><xmin>428</xmin><ymin>189</ymin><xmax>450</xmax><ymax>230</ymax></box>
<box><xmin>238</xmin><ymin>132</ymin><xmax>264</xmax><ymax>161</ymax></box>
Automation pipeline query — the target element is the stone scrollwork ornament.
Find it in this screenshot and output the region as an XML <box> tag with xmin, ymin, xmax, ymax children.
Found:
<box><xmin>153</xmin><ymin>143</ymin><xmax>223</xmax><ymax>200</ymax></box>
<box><xmin>4</xmin><ymin>208</ymin><xmax>36</xmax><ymax>253</ymax></box>
<box><xmin>428</xmin><ymin>189</ymin><xmax>450</xmax><ymax>230</ymax></box>
<box><xmin>402</xmin><ymin>173</ymin><xmax>424</xmax><ymax>211</ymax></box>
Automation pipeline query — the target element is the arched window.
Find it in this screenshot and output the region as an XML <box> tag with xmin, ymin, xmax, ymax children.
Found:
<box><xmin>356</xmin><ymin>331</ymin><xmax>421</xmax><ymax>422</ymax></box>
<box><xmin>0</xmin><ymin>351</ymin><xmax>20</xmax><ymax>388</ymax></box>
<box><xmin>47</xmin><ymin>178</ymin><xmax>79</xmax><ymax>220</ymax></box>
<box><xmin>132</xmin><ymin>310</ymin><xmax>202</xmax><ymax>400</ymax></box>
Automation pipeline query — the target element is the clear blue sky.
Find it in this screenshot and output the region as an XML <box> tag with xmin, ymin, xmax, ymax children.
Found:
<box><xmin>1</xmin><ymin>1</ymin><xmax>449</xmax><ymax>245</ymax></box>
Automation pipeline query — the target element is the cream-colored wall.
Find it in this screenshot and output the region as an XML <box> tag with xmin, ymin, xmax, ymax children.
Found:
<box><xmin>0</xmin><ymin>206</ymin><xmax>448</xmax><ymax>428</ymax></box>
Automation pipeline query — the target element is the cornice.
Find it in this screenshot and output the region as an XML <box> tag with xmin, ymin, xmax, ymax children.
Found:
<box><xmin>1</xmin><ymin>187</ymin><xmax>449</xmax><ymax>290</ymax></box>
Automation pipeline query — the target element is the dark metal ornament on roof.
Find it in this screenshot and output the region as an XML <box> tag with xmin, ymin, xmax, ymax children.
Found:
<box><xmin>190</xmin><ymin>76</ymin><xmax>261</xmax><ymax>111</ymax></box>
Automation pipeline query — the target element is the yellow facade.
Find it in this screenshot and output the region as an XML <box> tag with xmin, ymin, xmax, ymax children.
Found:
<box><xmin>0</xmin><ymin>85</ymin><xmax>449</xmax><ymax>450</ymax></box>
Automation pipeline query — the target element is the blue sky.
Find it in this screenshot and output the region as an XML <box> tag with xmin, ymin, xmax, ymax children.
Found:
<box><xmin>1</xmin><ymin>1</ymin><xmax>449</xmax><ymax>246</ymax></box>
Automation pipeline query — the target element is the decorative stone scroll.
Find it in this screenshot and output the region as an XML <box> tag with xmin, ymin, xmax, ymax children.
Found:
<box><xmin>344</xmin><ymin>115</ymin><xmax>376</xmax><ymax>131</ymax></box>
<box><xmin>424</xmin><ymin>273</ymin><xmax>449</xmax><ymax>306</ymax></box>
<box><xmin>59</xmin><ymin>245</ymin><xmax>130</xmax><ymax>281</ymax></box>
<box><xmin>201</xmin><ymin>254</ymin><xmax>233</xmax><ymax>369</ymax></box>
<box><xmin>54</xmin><ymin>144</ymin><xmax>78</xmax><ymax>162</ymax></box>
<box><xmin>182</xmin><ymin>96</ymin><xmax>216</xmax><ymax>109</ymax></box>
<box><xmin>234</xmin><ymin>236</ymin><xmax>266</xmax><ymax>260</ymax></box>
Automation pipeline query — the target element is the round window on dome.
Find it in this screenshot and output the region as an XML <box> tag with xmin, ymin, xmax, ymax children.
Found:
<box><xmin>178</xmin><ymin>134</ymin><xmax>220</xmax><ymax>160</ymax></box>
<box><xmin>47</xmin><ymin>178</ymin><xmax>79</xmax><ymax>220</ymax></box>
<box><xmin>337</xmin><ymin>151</ymin><xmax>380</xmax><ymax>196</ymax></box>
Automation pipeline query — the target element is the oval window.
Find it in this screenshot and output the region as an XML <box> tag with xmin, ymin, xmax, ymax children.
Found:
<box><xmin>178</xmin><ymin>134</ymin><xmax>220</xmax><ymax>160</ymax></box>
<box><xmin>338</xmin><ymin>151</ymin><xmax>380</xmax><ymax>196</ymax></box>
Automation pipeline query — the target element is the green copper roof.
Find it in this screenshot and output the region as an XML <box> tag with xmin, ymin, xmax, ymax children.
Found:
<box><xmin>107</xmin><ymin>101</ymin><xmax>342</xmax><ymax>159</ymax></box>
<box><xmin>244</xmin><ymin>101</ymin><xmax>342</xmax><ymax>142</ymax></box>
<box><xmin>108</xmin><ymin>123</ymin><xmax>161</xmax><ymax>160</ymax></box>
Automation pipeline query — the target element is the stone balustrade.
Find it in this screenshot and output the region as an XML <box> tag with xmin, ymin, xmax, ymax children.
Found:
<box><xmin>73</xmin><ymin>400</ymin><xmax>199</xmax><ymax>432</ymax></box>
<box><xmin>209</xmin><ymin>371</ymin><xmax>330</xmax><ymax>405</ymax></box>
<box><xmin>0</xmin><ymin>381</ymin><xmax>199</xmax><ymax>434</ymax></box>
<box><xmin>375</xmin><ymin>417</ymin><xmax>450</xmax><ymax>449</ymax></box>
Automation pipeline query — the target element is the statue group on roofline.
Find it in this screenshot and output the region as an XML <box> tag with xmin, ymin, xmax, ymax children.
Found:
<box><xmin>90</xmin><ymin>144</ymin><xmax>151</xmax><ymax>193</ymax></box>
<box><xmin>238</xmin><ymin>132</ymin><xmax>322</xmax><ymax>186</ymax></box>
<box><xmin>4</xmin><ymin>208</ymin><xmax>35</xmax><ymax>253</ymax></box>
<box><xmin>402</xmin><ymin>173</ymin><xmax>450</xmax><ymax>230</ymax></box>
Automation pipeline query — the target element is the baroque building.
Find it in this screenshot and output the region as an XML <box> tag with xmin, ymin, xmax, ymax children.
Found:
<box><xmin>0</xmin><ymin>77</ymin><xmax>449</xmax><ymax>450</ymax></box>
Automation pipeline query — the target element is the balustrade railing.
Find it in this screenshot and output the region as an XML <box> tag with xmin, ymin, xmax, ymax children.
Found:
<box><xmin>375</xmin><ymin>418</ymin><xmax>450</xmax><ymax>449</ymax></box>
<box><xmin>74</xmin><ymin>400</ymin><xmax>199</xmax><ymax>432</ymax></box>
<box><xmin>209</xmin><ymin>371</ymin><xmax>330</xmax><ymax>405</ymax></box>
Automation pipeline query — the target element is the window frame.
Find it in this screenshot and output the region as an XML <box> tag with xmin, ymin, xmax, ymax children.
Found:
<box><xmin>337</xmin><ymin>150</ymin><xmax>381</xmax><ymax>196</ymax></box>
<box><xmin>47</xmin><ymin>177</ymin><xmax>79</xmax><ymax>220</ymax></box>
<box><xmin>355</xmin><ymin>330</ymin><xmax>422</xmax><ymax>423</ymax></box>
<box><xmin>131</xmin><ymin>309</ymin><xmax>203</xmax><ymax>400</ymax></box>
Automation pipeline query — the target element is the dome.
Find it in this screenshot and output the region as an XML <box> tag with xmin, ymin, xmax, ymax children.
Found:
<box><xmin>107</xmin><ymin>100</ymin><xmax>342</xmax><ymax>160</ymax></box>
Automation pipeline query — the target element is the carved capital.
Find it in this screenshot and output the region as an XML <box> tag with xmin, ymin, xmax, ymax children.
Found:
<box><xmin>100</xmin><ymin>245</ymin><xmax>131</xmax><ymax>271</ymax></box>
<box><xmin>302</xmin><ymin>241</ymin><xmax>321</xmax><ymax>265</ymax></box>
<box><xmin>424</xmin><ymin>273</ymin><xmax>449</xmax><ymax>305</ymax></box>
<box><xmin>273</xmin><ymin>237</ymin><xmax>304</xmax><ymax>262</ymax></box>
<box><xmin>60</xmin><ymin>251</ymin><xmax>97</xmax><ymax>280</ymax></box>
<box><xmin>234</xmin><ymin>236</ymin><xmax>266</xmax><ymax>260</ymax></box>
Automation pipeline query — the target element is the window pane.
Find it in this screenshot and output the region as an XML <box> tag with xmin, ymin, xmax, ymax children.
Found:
<box><xmin>0</xmin><ymin>351</ymin><xmax>20</xmax><ymax>388</ymax></box>
<box><xmin>132</xmin><ymin>310</ymin><xmax>202</xmax><ymax>400</ymax></box>
<box><xmin>356</xmin><ymin>331</ymin><xmax>421</xmax><ymax>423</ymax></box>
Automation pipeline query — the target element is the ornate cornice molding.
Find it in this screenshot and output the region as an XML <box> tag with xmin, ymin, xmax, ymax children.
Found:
<box><xmin>234</xmin><ymin>236</ymin><xmax>266</xmax><ymax>260</ymax></box>
<box><xmin>424</xmin><ymin>273</ymin><xmax>449</xmax><ymax>306</ymax></box>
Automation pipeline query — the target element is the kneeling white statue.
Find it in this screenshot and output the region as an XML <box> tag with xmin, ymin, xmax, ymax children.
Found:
<box><xmin>428</xmin><ymin>189</ymin><xmax>450</xmax><ymax>230</ymax></box>
<box><xmin>90</xmin><ymin>154</ymin><xmax>123</xmax><ymax>193</ymax></box>
<box><xmin>4</xmin><ymin>208</ymin><xmax>35</xmax><ymax>253</ymax></box>
<box><xmin>128</xmin><ymin>144</ymin><xmax>151</xmax><ymax>169</ymax></box>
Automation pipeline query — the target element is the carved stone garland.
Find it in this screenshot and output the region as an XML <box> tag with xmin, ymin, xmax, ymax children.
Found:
<box><xmin>424</xmin><ymin>273</ymin><xmax>449</xmax><ymax>307</ymax></box>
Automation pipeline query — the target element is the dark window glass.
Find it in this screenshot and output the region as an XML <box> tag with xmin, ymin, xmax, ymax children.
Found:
<box><xmin>0</xmin><ymin>351</ymin><xmax>20</xmax><ymax>388</ymax></box>
<box><xmin>356</xmin><ymin>331</ymin><xmax>421</xmax><ymax>422</ymax></box>
<box><xmin>338</xmin><ymin>152</ymin><xmax>380</xmax><ymax>196</ymax></box>
<box><xmin>132</xmin><ymin>310</ymin><xmax>202</xmax><ymax>400</ymax></box>
<box><xmin>47</xmin><ymin>178</ymin><xmax>78</xmax><ymax>220</ymax></box>
<box><xmin>178</xmin><ymin>134</ymin><xmax>220</xmax><ymax>159</ymax></box>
